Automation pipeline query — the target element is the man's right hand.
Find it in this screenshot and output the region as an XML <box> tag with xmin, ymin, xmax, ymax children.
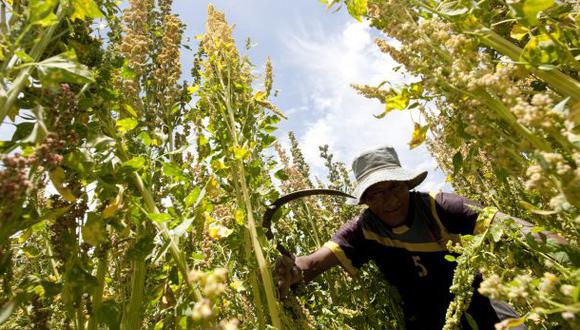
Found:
<box><xmin>274</xmin><ymin>255</ymin><xmax>303</xmax><ymax>299</ymax></box>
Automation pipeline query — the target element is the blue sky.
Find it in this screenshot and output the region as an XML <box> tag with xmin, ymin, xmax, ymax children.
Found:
<box><xmin>0</xmin><ymin>0</ymin><xmax>450</xmax><ymax>192</ymax></box>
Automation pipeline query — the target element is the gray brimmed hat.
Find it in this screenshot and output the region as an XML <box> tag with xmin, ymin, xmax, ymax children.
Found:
<box><xmin>349</xmin><ymin>146</ymin><xmax>427</xmax><ymax>205</ymax></box>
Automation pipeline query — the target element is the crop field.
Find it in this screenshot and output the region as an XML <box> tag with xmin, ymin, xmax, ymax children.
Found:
<box><xmin>0</xmin><ymin>0</ymin><xmax>578</xmax><ymax>329</ymax></box>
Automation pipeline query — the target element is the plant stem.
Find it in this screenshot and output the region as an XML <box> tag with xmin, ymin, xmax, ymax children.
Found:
<box><xmin>122</xmin><ymin>258</ymin><xmax>146</xmax><ymax>330</ymax></box>
<box><xmin>44</xmin><ymin>235</ymin><xmax>60</xmax><ymax>279</ymax></box>
<box><xmin>477</xmin><ymin>28</ymin><xmax>580</xmax><ymax>101</ymax></box>
<box><xmin>88</xmin><ymin>250</ymin><xmax>107</xmax><ymax>330</ymax></box>
<box><xmin>476</xmin><ymin>89</ymin><xmax>553</xmax><ymax>152</ymax></box>
<box><xmin>114</xmin><ymin>141</ymin><xmax>200</xmax><ymax>301</ymax></box>
<box><xmin>222</xmin><ymin>69</ymin><xmax>282</xmax><ymax>328</ymax></box>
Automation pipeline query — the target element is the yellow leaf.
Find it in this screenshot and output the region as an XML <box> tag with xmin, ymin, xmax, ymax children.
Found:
<box><xmin>409</xmin><ymin>123</ymin><xmax>429</xmax><ymax>149</ymax></box>
<box><xmin>234</xmin><ymin>209</ymin><xmax>244</xmax><ymax>225</ymax></box>
<box><xmin>210</xmin><ymin>158</ymin><xmax>227</xmax><ymax>171</ymax></box>
<box><xmin>187</xmin><ymin>84</ymin><xmax>200</xmax><ymax>95</ymax></box>
<box><xmin>206</xmin><ymin>177</ymin><xmax>220</xmax><ymax>196</ymax></box>
<box><xmin>82</xmin><ymin>214</ymin><xmax>107</xmax><ymax>246</ymax></box>
<box><xmin>49</xmin><ymin>167</ymin><xmax>76</xmax><ymax>202</ymax></box>
<box><xmin>229</xmin><ymin>278</ymin><xmax>246</xmax><ymax>292</ymax></box>
<box><xmin>494</xmin><ymin>317</ymin><xmax>525</xmax><ymax>329</ymax></box>
<box><xmin>70</xmin><ymin>0</ymin><xmax>103</xmax><ymax>21</ymax></box>
<box><xmin>232</xmin><ymin>145</ymin><xmax>249</xmax><ymax>160</ymax></box>
<box><xmin>116</xmin><ymin>118</ymin><xmax>138</xmax><ymax>133</ymax></box>
<box><xmin>208</xmin><ymin>223</ymin><xmax>233</xmax><ymax>240</ymax></box>
<box><xmin>124</xmin><ymin>104</ymin><xmax>138</xmax><ymax>118</ymax></box>
<box><xmin>254</xmin><ymin>91</ymin><xmax>267</xmax><ymax>102</ymax></box>
<box><xmin>510</xmin><ymin>24</ymin><xmax>529</xmax><ymax>41</ymax></box>
<box><xmin>103</xmin><ymin>185</ymin><xmax>125</xmax><ymax>218</ymax></box>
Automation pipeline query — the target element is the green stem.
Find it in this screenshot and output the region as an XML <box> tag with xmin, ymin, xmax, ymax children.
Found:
<box><xmin>476</xmin><ymin>89</ymin><xmax>553</xmax><ymax>152</ymax></box>
<box><xmin>228</xmin><ymin>159</ymin><xmax>266</xmax><ymax>327</ymax></box>
<box><xmin>88</xmin><ymin>250</ymin><xmax>107</xmax><ymax>330</ymax></box>
<box><xmin>477</xmin><ymin>28</ymin><xmax>580</xmax><ymax>101</ymax></box>
<box><xmin>245</xmin><ymin>231</ymin><xmax>266</xmax><ymax>327</ymax></box>
<box><xmin>114</xmin><ymin>142</ymin><xmax>200</xmax><ymax>301</ymax></box>
<box><xmin>44</xmin><ymin>235</ymin><xmax>60</xmax><ymax>279</ymax></box>
<box><xmin>544</xmin><ymin>126</ymin><xmax>578</xmax><ymax>154</ymax></box>
<box><xmin>76</xmin><ymin>304</ymin><xmax>85</xmax><ymax>330</ymax></box>
<box><xmin>222</xmin><ymin>69</ymin><xmax>282</xmax><ymax>328</ymax></box>
<box><xmin>300</xmin><ymin>202</ymin><xmax>322</xmax><ymax>248</ymax></box>
<box><xmin>122</xmin><ymin>258</ymin><xmax>146</xmax><ymax>330</ymax></box>
<box><xmin>235</xmin><ymin>159</ymin><xmax>282</xmax><ymax>328</ymax></box>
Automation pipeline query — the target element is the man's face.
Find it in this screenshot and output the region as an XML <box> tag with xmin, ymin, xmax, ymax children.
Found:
<box><xmin>362</xmin><ymin>181</ymin><xmax>410</xmax><ymax>226</ymax></box>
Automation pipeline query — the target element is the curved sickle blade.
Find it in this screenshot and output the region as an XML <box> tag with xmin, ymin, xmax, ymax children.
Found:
<box><xmin>262</xmin><ymin>189</ymin><xmax>355</xmax><ymax>242</ymax></box>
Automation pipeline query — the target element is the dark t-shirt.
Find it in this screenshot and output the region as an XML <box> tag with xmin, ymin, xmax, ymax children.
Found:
<box><xmin>324</xmin><ymin>191</ymin><xmax>507</xmax><ymax>329</ymax></box>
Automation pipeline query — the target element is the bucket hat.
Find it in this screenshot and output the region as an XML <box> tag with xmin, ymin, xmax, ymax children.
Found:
<box><xmin>349</xmin><ymin>145</ymin><xmax>427</xmax><ymax>205</ymax></box>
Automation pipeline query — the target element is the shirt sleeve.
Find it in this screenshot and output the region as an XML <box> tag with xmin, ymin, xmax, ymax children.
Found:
<box><xmin>323</xmin><ymin>217</ymin><xmax>370</xmax><ymax>276</ymax></box>
<box><xmin>434</xmin><ymin>192</ymin><xmax>481</xmax><ymax>235</ymax></box>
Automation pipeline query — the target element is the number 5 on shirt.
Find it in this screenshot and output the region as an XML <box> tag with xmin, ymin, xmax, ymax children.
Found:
<box><xmin>412</xmin><ymin>256</ymin><xmax>428</xmax><ymax>277</ymax></box>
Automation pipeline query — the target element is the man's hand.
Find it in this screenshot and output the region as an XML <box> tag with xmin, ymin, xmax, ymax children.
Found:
<box><xmin>274</xmin><ymin>255</ymin><xmax>303</xmax><ymax>299</ymax></box>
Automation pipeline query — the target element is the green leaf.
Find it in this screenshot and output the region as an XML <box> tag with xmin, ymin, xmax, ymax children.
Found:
<box><xmin>147</xmin><ymin>213</ymin><xmax>173</xmax><ymax>223</ymax></box>
<box><xmin>464</xmin><ymin>313</ymin><xmax>479</xmax><ymax>330</ymax></box>
<box><xmin>70</xmin><ymin>0</ymin><xmax>103</xmax><ymax>21</ymax></box>
<box><xmin>346</xmin><ymin>0</ymin><xmax>367</xmax><ymax>22</ymax></box>
<box><xmin>444</xmin><ymin>255</ymin><xmax>456</xmax><ymax>262</ymax></box>
<box><xmin>81</xmin><ymin>213</ymin><xmax>107</xmax><ymax>246</ymax></box>
<box><xmin>452</xmin><ymin>151</ymin><xmax>463</xmax><ymax>174</ymax></box>
<box><xmin>120</xmin><ymin>63</ymin><xmax>136</xmax><ymax>79</ymax></box>
<box><xmin>274</xmin><ymin>169</ymin><xmax>289</xmax><ymax>181</ymax></box>
<box><xmin>49</xmin><ymin>167</ymin><xmax>77</xmax><ymax>202</ymax></box>
<box><xmin>11</xmin><ymin>122</ymin><xmax>34</xmax><ymax>142</ymax></box>
<box><xmin>29</xmin><ymin>0</ymin><xmax>58</xmax><ymax>26</ymax></box>
<box><xmin>437</xmin><ymin>1</ymin><xmax>469</xmax><ymax>16</ymax></box>
<box><xmin>185</xmin><ymin>186</ymin><xmax>205</xmax><ymax>208</ymax></box>
<box><xmin>509</xmin><ymin>0</ymin><xmax>555</xmax><ymax>26</ymax></box>
<box><xmin>489</xmin><ymin>225</ymin><xmax>504</xmax><ymax>242</ymax></box>
<box><xmin>36</xmin><ymin>50</ymin><xmax>94</xmax><ymax>84</ymax></box>
<box><xmin>122</xmin><ymin>156</ymin><xmax>146</xmax><ymax>170</ymax></box>
<box><xmin>173</xmin><ymin>217</ymin><xmax>194</xmax><ymax>237</ymax></box>
<box><xmin>137</xmin><ymin>131</ymin><xmax>152</xmax><ymax>146</ymax></box>
<box><xmin>15</xmin><ymin>50</ymin><xmax>34</xmax><ymax>63</ymax></box>
<box><xmin>116</xmin><ymin>118</ymin><xmax>138</xmax><ymax>133</ymax></box>
<box><xmin>162</xmin><ymin>162</ymin><xmax>183</xmax><ymax>178</ymax></box>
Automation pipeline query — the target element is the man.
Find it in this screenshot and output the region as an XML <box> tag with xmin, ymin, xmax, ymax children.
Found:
<box><xmin>275</xmin><ymin>145</ymin><xmax>526</xmax><ymax>330</ymax></box>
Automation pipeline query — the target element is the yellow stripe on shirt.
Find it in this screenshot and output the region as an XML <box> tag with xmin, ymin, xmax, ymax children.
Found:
<box><xmin>323</xmin><ymin>241</ymin><xmax>358</xmax><ymax>276</ymax></box>
<box><xmin>362</xmin><ymin>229</ymin><xmax>447</xmax><ymax>252</ymax></box>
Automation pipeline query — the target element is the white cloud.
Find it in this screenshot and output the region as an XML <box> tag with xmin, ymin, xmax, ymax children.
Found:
<box><xmin>279</xmin><ymin>20</ymin><xmax>451</xmax><ymax>192</ymax></box>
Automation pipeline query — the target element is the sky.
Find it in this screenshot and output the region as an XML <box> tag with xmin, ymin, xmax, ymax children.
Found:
<box><xmin>0</xmin><ymin>0</ymin><xmax>451</xmax><ymax>193</ymax></box>
<box><xmin>172</xmin><ymin>0</ymin><xmax>450</xmax><ymax>192</ymax></box>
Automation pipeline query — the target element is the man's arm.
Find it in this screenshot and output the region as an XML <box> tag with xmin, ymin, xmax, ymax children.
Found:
<box><xmin>492</xmin><ymin>212</ymin><xmax>568</xmax><ymax>245</ymax></box>
<box><xmin>275</xmin><ymin>247</ymin><xmax>339</xmax><ymax>298</ymax></box>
